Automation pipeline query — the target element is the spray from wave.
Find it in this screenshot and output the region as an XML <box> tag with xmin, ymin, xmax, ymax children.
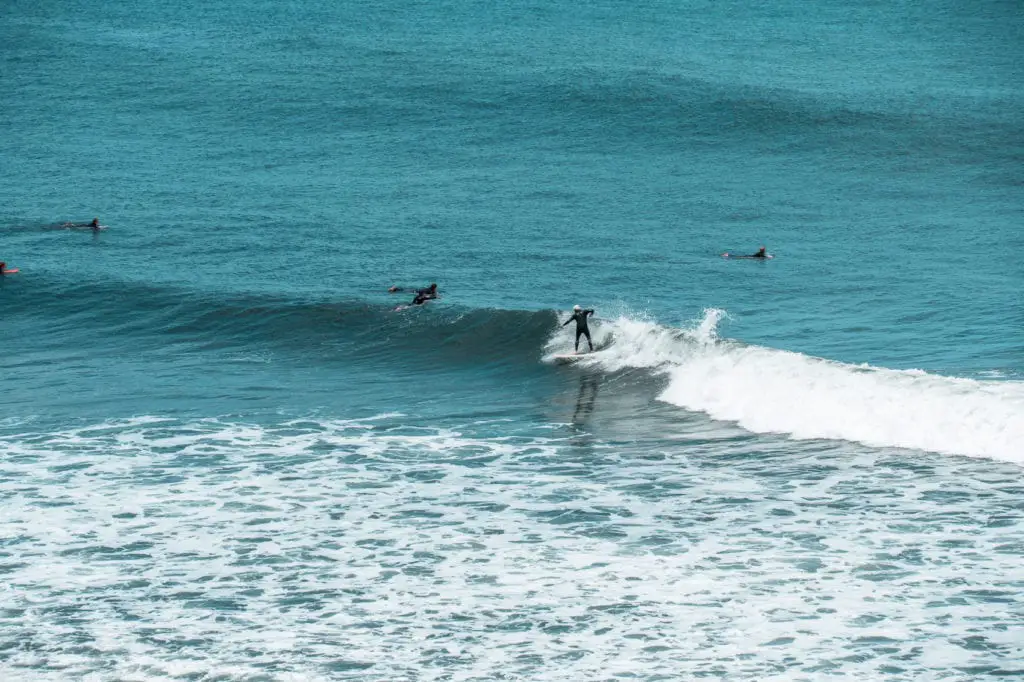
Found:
<box><xmin>545</xmin><ymin>308</ymin><xmax>1024</xmax><ymax>463</ymax></box>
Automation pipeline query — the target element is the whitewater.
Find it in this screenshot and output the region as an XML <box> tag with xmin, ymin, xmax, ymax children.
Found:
<box><xmin>546</xmin><ymin>310</ymin><xmax>1024</xmax><ymax>463</ymax></box>
<box><xmin>3</xmin><ymin>407</ymin><xmax>1023</xmax><ymax>681</ymax></box>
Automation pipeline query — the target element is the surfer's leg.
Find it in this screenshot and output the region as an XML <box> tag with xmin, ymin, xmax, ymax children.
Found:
<box><xmin>574</xmin><ymin>329</ymin><xmax>582</xmax><ymax>352</ymax></box>
<box><xmin>583</xmin><ymin>329</ymin><xmax>593</xmax><ymax>351</ymax></box>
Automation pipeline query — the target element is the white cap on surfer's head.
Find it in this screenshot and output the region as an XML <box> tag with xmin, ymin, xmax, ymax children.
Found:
<box><xmin>573</xmin><ymin>305</ymin><xmax>581</xmax><ymax>311</ymax></box>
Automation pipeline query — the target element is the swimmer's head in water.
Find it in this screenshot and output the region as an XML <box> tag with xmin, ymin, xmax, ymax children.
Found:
<box><xmin>430</xmin><ymin>283</ymin><xmax>437</xmax><ymax>291</ymax></box>
<box><xmin>573</xmin><ymin>305</ymin><xmax>582</xmax><ymax>312</ymax></box>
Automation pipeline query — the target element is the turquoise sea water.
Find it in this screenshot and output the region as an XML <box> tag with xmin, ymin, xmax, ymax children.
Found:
<box><xmin>2</xmin><ymin>0</ymin><xmax>1023</xmax><ymax>679</ymax></box>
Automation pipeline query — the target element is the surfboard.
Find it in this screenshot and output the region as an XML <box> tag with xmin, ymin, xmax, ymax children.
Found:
<box><xmin>552</xmin><ymin>353</ymin><xmax>585</xmax><ymax>364</ymax></box>
<box><xmin>0</xmin><ymin>269</ymin><xmax>19</xmax><ymax>275</ymax></box>
<box><xmin>394</xmin><ymin>301</ymin><xmax>432</xmax><ymax>311</ymax></box>
<box><xmin>552</xmin><ymin>350</ymin><xmax>609</xmax><ymax>364</ymax></box>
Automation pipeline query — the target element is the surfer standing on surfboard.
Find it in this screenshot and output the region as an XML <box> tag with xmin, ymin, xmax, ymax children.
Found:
<box><xmin>562</xmin><ymin>305</ymin><xmax>595</xmax><ymax>353</ymax></box>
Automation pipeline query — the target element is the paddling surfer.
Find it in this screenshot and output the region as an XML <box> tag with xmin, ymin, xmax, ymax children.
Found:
<box><xmin>411</xmin><ymin>283</ymin><xmax>438</xmax><ymax>306</ymax></box>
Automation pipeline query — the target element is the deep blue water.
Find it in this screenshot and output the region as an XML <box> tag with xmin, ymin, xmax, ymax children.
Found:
<box><xmin>2</xmin><ymin>1</ymin><xmax>1023</xmax><ymax>679</ymax></box>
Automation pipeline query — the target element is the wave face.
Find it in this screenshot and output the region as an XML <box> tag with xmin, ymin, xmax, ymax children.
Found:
<box><xmin>4</xmin><ymin>277</ymin><xmax>560</xmax><ymax>366</ymax></box>
<box><xmin>4</xmin><ymin>270</ymin><xmax>1022</xmax><ymax>462</ymax></box>
<box><xmin>544</xmin><ymin>309</ymin><xmax>1024</xmax><ymax>463</ymax></box>
<box><xmin>4</xmin><ymin>271</ymin><xmax>1021</xmax><ymax>462</ymax></box>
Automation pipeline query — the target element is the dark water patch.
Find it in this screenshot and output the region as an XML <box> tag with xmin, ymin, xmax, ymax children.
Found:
<box><xmin>532</xmin><ymin>508</ymin><xmax>612</xmax><ymax>525</ymax></box>
<box><xmin>954</xmin><ymin>665</ymin><xmax>1002</xmax><ymax>676</ymax></box>
<box><xmin>851</xmin><ymin>563</ymin><xmax>917</xmax><ymax>582</ymax></box>
<box><xmin>954</xmin><ymin>635</ymin><xmax>1008</xmax><ymax>652</ymax></box>
<box><xmin>324</xmin><ymin>659</ymin><xmax>374</xmax><ymax>672</ymax></box>
<box><xmin>959</xmin><ymin>589</ymin><xmax>1017</xmax><ymax>604</ymax></box>
<box><xmin>58</xmin><ymin>542</ymin><xmax>156</xmax><ymax>559</ymax></box>
<box><xmin>993</xmin><ymin>542</ymin><xmax>1024</xmax><ymax>554</ymax></box>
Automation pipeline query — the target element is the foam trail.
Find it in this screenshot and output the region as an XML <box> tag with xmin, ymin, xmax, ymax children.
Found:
<box><xmin>550</xmin><ymin>309</ymin><xmax>1024</xmax><ymax>463</ymax></box>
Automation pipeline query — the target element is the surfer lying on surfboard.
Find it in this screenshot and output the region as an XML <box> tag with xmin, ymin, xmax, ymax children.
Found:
<box><xmin>411</xmin><ymin>283</ymin><xmax>438</xmax><ymax>305</ymax></box>
<box><xmin>0</xmin><ymin>262</ymin><xmax>18</xmax><ymax>275</ymax></box>
<box><xmin>62</xmin><ymin>218</ymin><xmax>101</xmax><ymax>230</ymax></box>
<box><xmin>562</xmin><ymin>305</ymin><xmax>595</xmax><ymax>353</ymax></box>
<box><xmin>722</xmin><ymin>245</ymin><xmax>771</xmax><ymax>259</ymax></box>
<box><xmin>389</xmin><ymin>282</ymin><xmax>439</xmax><ymax>307</ymax></box>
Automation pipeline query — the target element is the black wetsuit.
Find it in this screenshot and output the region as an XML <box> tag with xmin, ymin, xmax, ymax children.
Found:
<box><xmin>411</xmin><ymin>287</ymin><xmax>437</xmax><ymax>306</ymax></box>
<box><xmin>562</xmin><ymin>309</ymin><xmax>595</xmax><ymax>352</ymax></box>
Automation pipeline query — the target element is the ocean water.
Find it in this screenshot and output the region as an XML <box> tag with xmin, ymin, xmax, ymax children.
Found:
<box><xmin>2</xmin><ymin>0</ymin><xmax>1023</xmax><ymax>679</ymax></box>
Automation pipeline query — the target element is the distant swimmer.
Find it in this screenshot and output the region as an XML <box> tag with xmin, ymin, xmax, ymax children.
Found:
<box><xmin>562</xmin><ymin>304</ymin><xmax>595</xmax><ymax>353</ymax></box>
<box><xmin>62</xmin><ymin>217</ymin><xmax>101</xmax><ymax>230</ymax></box>
<box><xmin>0</xmin><ymin>261</ymin><xmax>18</xmax><ymax>275</ymax></box>
<box><xmin>411</xmin><ymin>283</ymin><xmax>438</xmax><ymax>306</ymax></box>
<box><xmin>722</xmin><ymin>245</ymin><xmax>772</xmax><ymax>259</ymax></box>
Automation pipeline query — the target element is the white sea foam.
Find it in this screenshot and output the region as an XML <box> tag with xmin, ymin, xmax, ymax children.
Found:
<box><xmin>549</xmin><ymin>308</ymin><xmax>1024</xmax><ymax>463</ymax></box>
<box><xmin>0</xmin><ymin>416</ymin><xmax>1021</xmax><ymax>680</ymax></box>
